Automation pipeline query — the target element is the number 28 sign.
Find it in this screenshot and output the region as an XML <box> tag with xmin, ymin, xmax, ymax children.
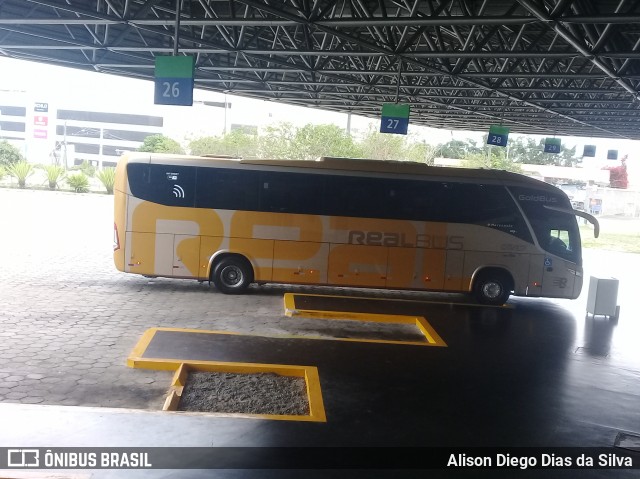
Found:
<box><xmin>154</xmin><ymin>56</ymin><xmax>195</xmax><ymax>106</ymax></box>
<box><xmin>487</xmin><ymin>125</ymin><xmax>510</xmax><ymax>147</ymax></box>
<box><xmin>380</xmin><ymin>103</ymin><xmax>410</xmax><ymax>135</ymax></box>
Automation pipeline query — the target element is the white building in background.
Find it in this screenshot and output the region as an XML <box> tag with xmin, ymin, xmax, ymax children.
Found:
<box><xmin>0</xmin><ymin>90</ymin><xmax>27</xmax><ymax>152</ymax></box>
<box><xmin>54</xmin><ymin>109</ymin><xmax>163</xmax><ymax>169</ymax></box>
<box><xmin>0</xmin><ymin>89</ymin><xmax>164</xmax><ymax>169</ymax></box>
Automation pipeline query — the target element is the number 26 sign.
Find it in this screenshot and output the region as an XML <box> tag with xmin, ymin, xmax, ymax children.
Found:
<box><xmin>154</xmin><ymin>56</ymin><xmax>195</xmax><ymax>106</ymax></box>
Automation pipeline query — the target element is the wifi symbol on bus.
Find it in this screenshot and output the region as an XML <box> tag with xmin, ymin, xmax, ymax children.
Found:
<box><xmin>172</xmin><ymin>185</ymin><xmax>185</xmax><ymax>198</ymax></box>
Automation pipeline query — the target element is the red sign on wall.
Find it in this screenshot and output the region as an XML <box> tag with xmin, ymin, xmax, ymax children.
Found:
<box><xmin>34</xmin><ymin>116</ymin><xmax>48</xmax><ymax>126</ymax></box>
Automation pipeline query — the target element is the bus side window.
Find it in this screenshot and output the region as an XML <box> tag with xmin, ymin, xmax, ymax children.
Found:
<box><xmin>196</xmin><ymin>168</ymin><xmax>259</xmax><ymax>211</ymax></box>
<box><xmin>326</xmin><ymin>176</ymin><xmax>391</xmax><ymax>219</ymax></box>
<box><xmin>259</xmin><ymin>172</ymin><xmax>325</xmax><ymax>214</ymax></box>
<box><xmin>475</xmin><ymin>185</ymin><xmax>533</xmax><ymax>243</ymax></box>
<box><xmin>128</xmin><ymin>163</ymin><xmax>196</xmax><ymax>207</ymax></box>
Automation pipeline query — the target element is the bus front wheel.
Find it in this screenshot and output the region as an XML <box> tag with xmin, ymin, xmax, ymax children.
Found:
<box><xmin>211</xmin><ymin>256</ymin><xmax>254</xmax><ymax>294</ymax></box>
<box><xmin>473</xmin><ymin>271</ymin><xmax>512</xmax><ymax>306</ymax></box>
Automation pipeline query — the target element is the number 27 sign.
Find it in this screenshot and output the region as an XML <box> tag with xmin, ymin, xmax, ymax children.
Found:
<box><xmin>380</xmin><ymin>103</ymin><xmax>410</xmax><ymax>135</ymax></box>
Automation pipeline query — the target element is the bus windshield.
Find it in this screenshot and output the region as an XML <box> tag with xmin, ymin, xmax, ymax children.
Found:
<box><xmin>523</xmin><ymin>204</ymin><xmax>581</xmax><ymax>263</ymax></box>
<box><xmin>511</xmin><ymin>187</ymin><xmax>582</xmax><ymax>264</ymax></box>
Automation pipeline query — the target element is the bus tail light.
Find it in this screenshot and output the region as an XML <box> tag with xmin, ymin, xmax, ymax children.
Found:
<box><xmin>113</xmin><ymin>222</ymin><xmax>120</xmax><ymax>251</ymax></box>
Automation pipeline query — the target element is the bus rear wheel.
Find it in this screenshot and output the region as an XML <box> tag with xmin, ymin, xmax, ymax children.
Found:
<box><xmin>211</xmin><ymin>256</ymin><xmax>253</xmax><ymax>294</ymax></box>
<box><xmin>474</xmin><ymin>271</ymin><xmax>512</xmax><ymax>306</ymax></box>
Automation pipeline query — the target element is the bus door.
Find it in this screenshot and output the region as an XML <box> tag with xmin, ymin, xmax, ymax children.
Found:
<box><xmin>527</xmin><ymin>252</ymin><xmax>576</xmax><ymax>297</ymax></box>
<box><xmin>539</xmin><ymin>228</ymin><xmax>577</xmax><ymax>298</ymax></box>
<box><xmin>542</xmin><ymin>258</ymin><xmax>576</xmax><ymax>297</ymax></box>
<box><xmin>529</xmin><ymin>222</ymin><xmax>582</xmax><ymax>298</ymax></box>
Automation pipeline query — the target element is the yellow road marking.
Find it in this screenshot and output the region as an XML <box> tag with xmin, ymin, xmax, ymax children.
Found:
<box><xmin>283</xmin><ymin>293</ymin><xmax>447</xmax><ymax>347</ymax></box>
<box><xmin>283</xmin><ymin>292</ymin><xmax>514</xmax><ymax>309</ymax></box>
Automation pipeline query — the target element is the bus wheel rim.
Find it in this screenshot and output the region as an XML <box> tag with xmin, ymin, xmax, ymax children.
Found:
<box><xmin>482</xmin><ymin>282</ymin><xmax>502</xmax><ymax>299</ymax></box>
<box><xmin>221</xmin><ymin>265</ymin><xmax>243</xmax><ymax>287</ymax></box>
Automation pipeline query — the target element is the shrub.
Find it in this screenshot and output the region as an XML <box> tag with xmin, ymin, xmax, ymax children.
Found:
<box><xmin>0</xmin><ymin>165</ymin><xmax>5</xmax><ymax>180</ymax></box>
<box><xmin>0</xmin><ymin>140</ymin><xmax>25</xmax><ymax>168</ymax></box>
<box><xmin>7</xmin><ymin>161</ymin><xmax>34</xmax><ymax>188</ymax></box>
<box><xmin>42</xmin><ymin>165</ymin><xmax>66</xmax><ymax>190</ymax></box>
<box><xmin>73</xmin><ymin>160</ymin><xmax>96</xmax><ymax>178</ymax></box>
<box><xmin>67</xmin><ymin>172</ymin><xmax>90</xmax><ymax>193</ymax></box>
<box><xmin>96</xmin><ymin>167</ymin><xmax>116</xmax><ymax>194</ymax></box>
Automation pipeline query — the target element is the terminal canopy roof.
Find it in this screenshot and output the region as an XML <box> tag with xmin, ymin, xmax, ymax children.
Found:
<box><xmin>2</xmin><ymin>0</ymin><xmax>640</xmax><ymax>139</ymax></box>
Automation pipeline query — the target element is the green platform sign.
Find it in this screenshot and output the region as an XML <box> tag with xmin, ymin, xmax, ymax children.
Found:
<box><xmin>583</xmin><ymin>145</ymin><xmax>596</xmax><ymax>157</ymax></box>
<box><xmin>380</xmin><ymin>103</ymin><xmax>410</xmax><ymax>135</ymax></box>
<box><xmin>154</xmin><ymin>56</ymin><xmax>195</xmax><ymax>106</ymax></box>
<box><xmin>544</xmin><ymin>138</ymin><xmax>561</xmax><ymax>154</ymax></box>
<box><xmin>487</xmin><ymin>125</ymin><xmax>509</xmax><ymax>147</ymax></box>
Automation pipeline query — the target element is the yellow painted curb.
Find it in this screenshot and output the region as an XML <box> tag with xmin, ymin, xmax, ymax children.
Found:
<box><xmin>126</xmin><ymin>327</ymin><xmax>244</xmax><ymax>368</ymax></box>
<box><xmin>283</xmin><ymin>292</ymin><xmax>513</xmax><ymax>310</ymax></box>
<box><xmin>283</xmin><ymin>293</ymin><xmax>447</xmax><ymax>347</ymax></box>
<box><xmin>127</xmin><ymin>328</ymin><xmax>327</xmax><ymax>422</ymax></box>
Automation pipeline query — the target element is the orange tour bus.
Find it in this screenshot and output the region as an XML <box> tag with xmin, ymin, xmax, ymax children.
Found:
<box><xmin>113</xmin><ymin>153</ymin><xmax>599</xmax><ymax>305</ymax></box>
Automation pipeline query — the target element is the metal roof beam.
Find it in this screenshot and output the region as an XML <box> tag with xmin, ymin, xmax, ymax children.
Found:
<box><xmin>516</xmin><ymin>0</ymin><xmax>640</xmax><ymax>101</ymax></box>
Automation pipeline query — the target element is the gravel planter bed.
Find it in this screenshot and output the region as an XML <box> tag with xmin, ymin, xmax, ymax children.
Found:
<box><xmin>177</xmin><ymin>371</ymin><xmax>310</xmax><ymax>415</ymax></box>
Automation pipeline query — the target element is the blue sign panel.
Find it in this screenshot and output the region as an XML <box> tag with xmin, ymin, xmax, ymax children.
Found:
<box><xmin>487</xmin><ymin>125</ymin><xmax>509</xmax><ymax>147</ymax></box>
<box><xmin>544</xmin><ymin>138</ymin><xmax>561</xmax><ymax>154</ymax></box>
<box><xmin>154</xmin><ymin>77</ymin><xmax>194</xmax><ymax>106</ymax></box>
<box><xmin>583</xmin><ymin>145</ymin><xmax>596</xmax><ymax>157</ymax></box>
<box><xmin>380</xmin><ymin>103</ymin><xmax>410</xmax><ymax>135</ymax></box>
<box><xmin>154</xmin><ymin>56</ymin><xmax>195</xmax><ymax>106</ymax></box>
<box><xmin>380</xmin><ymin>117</ymin><xmax>409</xmax><ymax>135</ymax></box>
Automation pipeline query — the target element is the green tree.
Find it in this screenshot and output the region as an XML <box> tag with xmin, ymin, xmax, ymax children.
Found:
<box><xmin>290</xmin><ymin>124</ymin><xmax>361</xmax><ymax>160</ymax></box>
<box><xmin>359</xmin><ymin>128</ymin><xmax>406</xmax><ymax>161</ymax></box>
<box><xmin>138</xmin><ymin>134</ymin><xmax>185</xmax><ymax>154</ymax></box>
<box><xmin>404</xmin><ymin>141</ymin><xmax>438</xmax><ymax>165</ymax></box>
<box><xmin>190</xmin><ymin>130</ymin><xmax>258</xmax><ymax>158</ymax></box>
<box><xmin>437</xmin><ymin>138</ymin><xmax>482</xmax><ymax>159</ymax></box>
<box><xmin>258</xmin><ymin>122</ymin><xmax>297</xmax><ymax>159</ymax></box>
<box><xmin>0</xmin><ymin>140</ymin><xmax>25</xmax><ymax>168</ymax></box>
<box><xmin>463</xmin><ymin>150</ymin><xmax>523</xmax><ymax>173</ymax></box>
<box><xmin>506</xmin><ymin>136</ymin><xmax>579</xmax><ymax>167</ymax></box>
<box><xmin>189</xmin><ymin>136</ymin><xmax>220</xmax><ymax>156</ymax></box>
